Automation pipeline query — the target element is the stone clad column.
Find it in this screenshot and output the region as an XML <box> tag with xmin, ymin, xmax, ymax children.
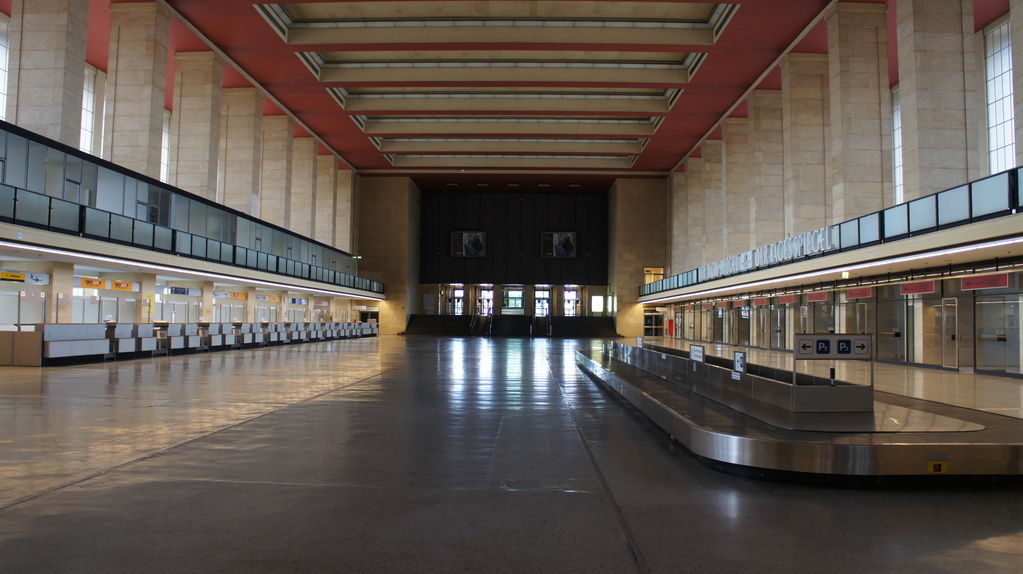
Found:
<box><xmin>748</xmin><ymin>90</ymin><xmax>785</xmax><ymax>247</ymax></box>
<box><xmin>220</xmin><ymin>88</ymin><xmax>263</xmax><ymax>215</ymax></box>
<box><xmin>608</xmin><ymin>178</ymin><xmax>668</xmax><ymax>338</ymax></box>
<box><xmin>5</xmin><ymin>0</ymin><xmax>88</xmax><ymax>146</ymax></box>
<box><xmin>314</xmin><ymin>155</ymin><xmax>337</xmax><ymax>245</ymax></box>
<box><xmin>169</xmin><ymin>52</ymin><xmax>224</xmax><ymax>201</ymax></box>
<box><xmin>334</xmin><ymin>169</ymin><xmax>356</xmax><ymax>252</ymax></box>
<box><xmin>259</xmin><ymin>115</ymin><xmax>293</xmax><ymax>228</ymax></box>
<box><xmin>782</xmin><ymin>53</ymin><xmax>830</xmax><ymax>235</ymax></box>
<box><xmin>289</xmin><ymin>137</ymin><xmax>318</xmax><ymax>238</ymax></box>
<box><xmin>104</xmin><ymin>1</ymin><xmax>170</xmax><ymax>179</ymax></box>
<box><xmin>356</xmin><ymin>177</ymin><xmax>422</xmax><ymax>335</ymax></box>
<box><xmin>896</xmin><ymin>0</ymin><xmax>979</xmax><ymax>199</ymax></box>
<box><xmin>724</xmin><ymin>118</ymin><xmax>751</xmax><ymax>256</ymax></box>
<box><xmin>1011</xmin><ymin>0</ymin><xmax>1023</xmax><ymax>166</ymax></box>
<box><xmin>827</xmin><ymin>1</ymin><xmax>894</xmax><ymax>222</ymax></box>
<box><xmin>668</xmin><ymin>171</ymin><xmax>687</xmax><ymax>275</ymax></box>
<box><xmin>701</xmin><ymin>140</ymin><xmax>726</xmax><ymax>263</ymax></box>
<box><xmin>684</xmin><ymin>157</ymin><xmax>705</xmax><ymax>272</ymax></box>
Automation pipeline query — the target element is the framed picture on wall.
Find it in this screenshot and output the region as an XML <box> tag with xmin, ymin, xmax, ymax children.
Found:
<box><xmin>451</xmin><ymin>231</ymin><xmax>486</xmax><ymax>257</ymax></box>
<box><xmin>541</xmin><ymin>231</ymin><xmax>577</xmax><ymax>258</ymax></box>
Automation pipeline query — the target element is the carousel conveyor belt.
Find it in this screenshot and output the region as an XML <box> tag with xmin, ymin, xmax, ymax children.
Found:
<box><xmin>576</xmin><ymin>350</ymin><xmax>1023</xmax><ymax>486</ymax></box>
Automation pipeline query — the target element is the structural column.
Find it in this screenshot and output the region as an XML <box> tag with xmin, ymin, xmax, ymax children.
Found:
<box><xmin>782</xmin><ymin>53</ymin><xmax>831</xmax><ymax>235</ymax></box>
<box><xmin>896</xmin><ymin>0</ymin><xmax>979</xmax><ymax>199</ymax></box>
<box><xmin>827</xmin><ymin>1</ymin><xmax>894</xmax><ymax>222</ymax></box>
<box><xmin>701</xmin><ymin>140</ymin><xmax>726</xmax><ymax>263</ymax></box>
<box><xmin>748</xmin><ymin>90</ymin><xmax>785</xmax><ymax>247</ymax></box>
<box><xmin>668</xmin><ymin>171</ymin><xmax>687</xmax><ymax>275</ymax></box>
<box><xmin>684</xmin><ymin>157</ymin><xmax>706</xmax><ymax>272</ymax></box>
<box><xmin>6</xmin><ymin>0</ymin><xmax>88</xmax><ymax>146</ymax></box>
<box><xmin>334</xmin><ymin>170</ymin><xmax>356</xmax><ymax>252</ymax></box>
<box><xmin>724</xmin><ymin>118</ymin><xmax>751</xmax><ymax>256</ymax></box>
<box><xmin>314</xmin><ymin>155</ymin><xmax>338</xmax><ymax>245</ymax></box>
<box><xmin>608</xmin><ymin>178</ymin><xmax>668</xmax><ymax>338</ymax></box>
<box><xmin>1011</xmin><ymin>0</ymin><xmax>1023</xmax><ymax>167</ymax></box>
<box><xmin>289</xmin><ymin>137</ymin><xmax>318</xmax><ymax>238</ymax></box>
<box><xmin>169</xmin><ymin>51</ymin><xmax>224</xmax><ymax>201</ymax></box>
<box><xmin>259</xmin><ymin>115</ymin><xmax>294</xmax><ymax>228</ymax></box>
<box><xmin>220</xmin><ymin>88</ymin><xmax>263</xmax><ymax>215</ymax></box>
<box><xmin>104</xmin><ymin>1</ymin><xmax>170</xmax><ymax>179</ymax></box>
<box><xmin>355</xmin><ymin>177</ymin><xmax>422</xmax><ymax>335</ymax></box>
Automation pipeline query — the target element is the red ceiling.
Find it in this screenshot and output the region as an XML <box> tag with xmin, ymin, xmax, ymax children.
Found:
<box><xmin>2</xmin><ymin>0</ymin><xmax>1014</xmax><ymax>193</ymax></box>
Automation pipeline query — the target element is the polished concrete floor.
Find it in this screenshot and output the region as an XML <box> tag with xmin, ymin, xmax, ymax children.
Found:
<box><xmin>0</xmin><ymin>336</ymin><xmax>1021</xmax><ymax>573</ymax></box>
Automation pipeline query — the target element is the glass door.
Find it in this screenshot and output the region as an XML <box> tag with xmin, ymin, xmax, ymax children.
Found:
<box><xmin>942</xmin><ymin>298</ymin><xmax>958</xmax><ymax>368</ymax></box>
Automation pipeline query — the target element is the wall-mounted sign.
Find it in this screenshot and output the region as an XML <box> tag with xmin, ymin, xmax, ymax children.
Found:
<box><xmin>699</xmin><ymin>226</ymin><xmax>839</xmax><ymax>282</ymax></box>
<box><xmin>314</xmin><ymin>301</ymin><xmax>330</xmax><ymax>307</ymax></box>
<box><xmin>778</xmin><ymin>295</ymin><xmax>797</xmax><ymax>304</ymax></box>
<box><xmin>79</xmin><ymin>277</ymin><xmax>105</xmax><ymax>289</ymax></box>
<box><xmin>288</xmin><ymin>298</ymin><xmax>308</xmax><ymax>305</ymax></box>
<box><xmin>900</xmin><ymin>281</ymin><xmax>936</xmax><ymax>295</ymax></box>
<box><xmin>165</xmin><ymin>286</ymin><xmax>201</xmax><ymax>297</ymax></box>
<box><xmin>254</xmin><ymin>295</ymin><xmax>282</xmax><ymax>303</ymax></box>
<box><xmin>110</xmin><ymin>281</ymin><xmax>139</xmax><ymax>292</ymax></box>
<box><xmin>753</xmin><ymin>297</ymin><xmax>770</xmax><ymax>306</ymax></box>
<box><xmin>540</xmin><ymin>231</ymin><xmax>577</xmax><ymax>258</ymax></box>
<box><xmin>716</xmin><ymin>301</ymin><xmax>730</xmax><ymax>309</ymax></box>
<box><xmin>845</xmin><ymin>287</ymin><xmax>873</xmax><ymax>299</ymax></box>
<box><xmin>962</xmin><ymin>274</ymin><xmax>1009</xmax><ymax>291</ymax></box>
<box><xmin>807</xmin><ymin>292</ymin><xmax>828</xmax><ymax>302</ymax></box>
<box><xmin>451</xmin><ymin>231</ymin><xmax>486</xmax><ymax>257</ymax></box>
<box><xmin>1</xmin><ymin>270</ymin><xmax>49</xmax><ymax>284</ymax></box>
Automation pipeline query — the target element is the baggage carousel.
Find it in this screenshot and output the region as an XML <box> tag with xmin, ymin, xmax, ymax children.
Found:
<box><xmin>577</xmin><ymin>341</ymin><xmax>1023</xmax><ymax>486</ymax></box>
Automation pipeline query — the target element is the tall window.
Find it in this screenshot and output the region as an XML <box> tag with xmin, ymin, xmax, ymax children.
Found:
<box><xmin>160</xmin><ymin>111</ymin><xmax>171</xmax><ymax>183</ymax></box>
<box><xmin>985</xmin><ymin>19</ymin><xmax>1015</xmax><ymax>174</ymax></box>
<box><xmin>80</xmin><ymin>67</ymin><xmax>97</xmax><ymax>153</ymax></box>
<box><xmin>0</xmin><ymin>17</ymin><xmax>10</xmax><ymax>122</ymax></box>
<box><xmin>891</xmin><ymin>86</ymin><xmax>903</xmax><ymax>204</ymax></box>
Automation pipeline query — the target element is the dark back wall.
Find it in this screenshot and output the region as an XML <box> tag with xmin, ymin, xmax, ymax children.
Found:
<box><xmin>420</xmin><ymin>191</ymin><xmax>608</xmax><ymax>285</ymax></box>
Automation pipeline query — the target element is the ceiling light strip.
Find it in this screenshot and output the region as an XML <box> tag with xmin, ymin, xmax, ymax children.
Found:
<box><xmin>0</xmin><ymin>240</ymin><xmax>384</xmax><ymax>301</ymax></box>
<box><xmin>640</xmin><ymin>235</ymin><xmax>1023</xmax><ymax>304</ymax></box>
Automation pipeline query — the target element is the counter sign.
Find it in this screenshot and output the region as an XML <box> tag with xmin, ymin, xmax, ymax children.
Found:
<box><xmin>794</xmin><ymin>334</ymin><xmax>872</xmax><ymax>359</ymax></box>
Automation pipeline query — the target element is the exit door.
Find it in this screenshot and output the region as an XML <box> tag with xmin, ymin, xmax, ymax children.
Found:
<box><xmin>942</xmin><ymin>298</ymin><xmax>958</xmax><ymax>369</ymax></box>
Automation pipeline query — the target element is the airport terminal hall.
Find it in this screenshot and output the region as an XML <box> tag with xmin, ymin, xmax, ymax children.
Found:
<box><xmin>2</xmin><ymin>0</ymin><xmax>1023</xmax><ymax>572</ymax></box>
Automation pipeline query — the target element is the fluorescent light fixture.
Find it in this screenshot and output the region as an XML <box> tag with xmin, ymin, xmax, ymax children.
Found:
<box><xmin>641</xmin><ymin>235</ymin><xmax>1023</xmax><ymax>305</ymax></box>
<box><xmin>0</xmin><ymin>240</ymin><xmax>385</xmax><ymax>301</ymax></box>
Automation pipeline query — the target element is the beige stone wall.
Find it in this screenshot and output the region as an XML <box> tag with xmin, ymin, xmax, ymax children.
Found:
<box><xmin>668</xmin><ymin>171</ymin><xmax>687</xmax><ymax>275</ymax></box>
<box><xmin>355</xmin><ymin>176</ymin><xmax>422</xmax><ymax>334</ymax></box>
<box><xmin>827</xmin><ymin>2</ymin><xmax>893</xmax><ymax>222</ymax></box>
<box><xmin>1013</xmin><ymin>0</ymin><xmax>1023</xmax><ymax>168</ymax></box>
<box><xmin>104</xmin><ymin>2</ymin><xmax>170</xmax><ymax>179</ymax></box>
<box><xmin>684</xmin><ymin>157</ymin><xmax>705</xmax><ymax>272</ymax></box>
<box><xmin>220</xmin><ymin>88</ymin><xmax>263</xmax><ymax>216</ymax></box>
<box><xmin>701</xmin><ymin>140</ymin><xmax>726</xmax><ymax>262</ymax></box>
<box><xmin>748</xmin><ymin>90</ymin><xmax>785</xmax><ymax>247</ymax></box>
<box><xmin>289</xmin><ymin>137</ymin><xmax>318</xmax><ymax>238</ymax></box>
<box><xmin>258</xmin><ymin>115</ymin><xmax>293</xmax><ymax>228</ymax></box>
<box><xmin>314</xmin><ymin>155</ymin><xmax>337</xmax><ymax>245</ymax></box>
<box><xmin>724</xmin><ymin>118</ymin><xmax>751</xmax><ymax>256</ymax></box>
<box><xmin>335</xmin><ymin>169</ymin><xmax>355</xmax><ymax>252</ymax></box>
<box><xmin>896</xmin><ymin>0</ymin><xmax>979</xmax><ymax>199</ymax></box>
<box><xmin>6</xmin><ymin>0</ymin><xmax>89</xmax><ymax>147</ymax></box>
<box><xmin>169</xmin><ymin>52</ymin><xmax>224</xmax><ymax>201</ymax></box>
<box><xmin>782</xmin><ymin>53</ymin><xmax>830</xmax><ymax>235</ymax></box>
<box><xmin>609</xmin><ymin>178</ymin><xmax>668</xmax><ymax>338</ymax></box>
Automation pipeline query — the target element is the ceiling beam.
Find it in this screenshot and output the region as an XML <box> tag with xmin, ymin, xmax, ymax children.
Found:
<box><xmin>361</xmin><ymin>120</ymin><xmax>656</xmax><ymax>136</ymax></box>
<box><xmin>390</xmin><ymin>156</ymin><xmax>636</xmax><ymax>169</ymax></box>
<box><xmin>378</xmin><ymin>140</ymin><xmax>644</xmax><ymax>154</ymax></box>
<box><xmin>287</xmin><ymin>27</ymin><xmax>714</xmax><ymax>47</ymax></box>
<box><xmin>343</xmin><ymin>96</ymin><xmax>670</xmax><ymax>115</ymax></box>
<box><xmin>318</xmin><ymin>66</ymin><xmax>689</xmax><ymax>85</ymax></box>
